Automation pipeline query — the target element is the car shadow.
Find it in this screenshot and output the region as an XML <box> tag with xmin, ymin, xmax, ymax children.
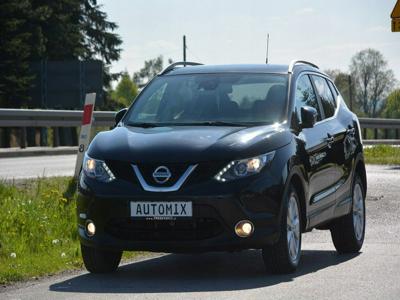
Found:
<box><xmin>49</xmin><ymin>249</ymin><xmax>359</xmax><ymax>294</ymax></box>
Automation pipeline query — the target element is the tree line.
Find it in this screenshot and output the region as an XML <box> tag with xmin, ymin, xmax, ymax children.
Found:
<box><xmin>326</xmin><ymin>48</ymin><xmax>399</xmax><ymax>119</ymax></box>
<box><xmin>113</xmin><ymin>49</ymin><xmax>400</xmax><ymax>119</ymax></box>
<box><xmin>0</xmin><ymin>0</ymin><xmax>122</xmax><ymax>108</ymax></box>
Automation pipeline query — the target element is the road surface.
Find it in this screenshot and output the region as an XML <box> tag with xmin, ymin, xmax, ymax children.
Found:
<box><xmin>0</xmin><ymin>155</ymin><xmax>75</xmax><ymax>180</ymax></box>
<box><xmin>1</xmin><ymin>164</ymin><xmax>400</xmax><ymax>299</ymax></box>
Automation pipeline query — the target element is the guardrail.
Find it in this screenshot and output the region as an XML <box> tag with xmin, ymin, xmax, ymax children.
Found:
<box><xmin>0</xmin><ymin>109</ymin><xmax>114</xmax><ymax>127</ymax></box>
<box><xmin>0</xmin><ymin>109</ymin><xmax>399</xmax><ymax>147</ymax></box>
<box><xmin>359</xmin><ymin>117</ymin><xmax>400</xmax><ymax>140</ymax></box>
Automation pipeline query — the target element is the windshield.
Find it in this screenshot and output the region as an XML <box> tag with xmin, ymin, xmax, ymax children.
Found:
<box><xmin>125</xmin><ymin>73</ymin><xmax>288</xmax><ymax>126</ymax></box>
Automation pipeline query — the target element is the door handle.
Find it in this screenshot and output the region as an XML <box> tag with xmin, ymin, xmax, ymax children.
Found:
<box><xmin>346</xmin><ymin>127</ymin><xmax>355</xmax><ymax>136</ymax></box>
<box><xmin>326</xmin><ymin>135</ymin><xmax>334</xmax><ymax>148</ymax></box>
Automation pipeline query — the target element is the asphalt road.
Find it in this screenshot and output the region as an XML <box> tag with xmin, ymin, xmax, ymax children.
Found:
<box><xmin>1</xmin><ymin>164</ymin><xmax>400</xmax><ymax>299</ymax></box>
<box><xmin>0</xmin><ymin>154</ymin><xmax>75</xmax><ymax>180</ymax></box>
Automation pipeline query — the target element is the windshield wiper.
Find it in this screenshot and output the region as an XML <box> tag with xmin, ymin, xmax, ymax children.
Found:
<box><xmin>125</xmin><ymin>122</ymin><xmax>160</xmax><ymax>128</ymax></box>
<box><xmin>126</xmin><ymin>121</ymin><xmax>248</xmax><ymax>127</ymax></box>
<box><xmin>190</xmin><ymin>121</ymin><xmax>247</xmax><ymax>127</ymax></box>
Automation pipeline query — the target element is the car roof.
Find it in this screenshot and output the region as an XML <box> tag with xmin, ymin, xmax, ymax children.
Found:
<box><xmin>163</xmin><ymin>63</ymin><xmax>320</xmax><ymax>76</ymax></box>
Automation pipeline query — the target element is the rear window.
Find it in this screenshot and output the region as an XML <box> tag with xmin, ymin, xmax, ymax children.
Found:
<box><xmin>311</xmin><ymin>75</ymin><xmax>336</xmax><ymax>119</ymax></box>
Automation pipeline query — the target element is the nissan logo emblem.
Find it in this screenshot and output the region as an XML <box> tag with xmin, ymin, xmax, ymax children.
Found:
<box><xmin>152</xmin><ymin>166</ymin><xmax>171</xmax><ymax>184</ymax></box>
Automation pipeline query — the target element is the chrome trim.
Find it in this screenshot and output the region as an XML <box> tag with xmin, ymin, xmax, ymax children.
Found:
<box><xmin>288</xmin><ymin>59</ymin><xmax>319</xmax><ymax>73</ymax></box>
<box><xmin>132</xmin><ymin>164</ymin><xmax>198</xmax><ymax>192</ymax></box>
<box><xmin>312</xmin><ymin>179</ymin><xmax>345</xmax><ymax>204</ymax></box>
<box><xmin>159</xmin><ymin>61</ymin><xmax>203</xmax><ymax>75</ymax></box>
<box><xmin>152</xmin><ymin>166</ymin><xmax>172</xmax><ymax>184</ymax></box>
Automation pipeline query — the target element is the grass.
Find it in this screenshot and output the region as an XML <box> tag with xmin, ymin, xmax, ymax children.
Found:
<box><xmin>364</xmin><ymin>145</ymin><xmax>400</xmax><ymax>165</ymax></box>
<box><xmin>0</xmin><ymin>177</ymin><xmax>138</xmax><ymax>285</ymax></box>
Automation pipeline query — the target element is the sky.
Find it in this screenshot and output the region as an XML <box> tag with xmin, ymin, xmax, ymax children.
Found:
<box><xmin>98</xmin><ymin>0</ymin><xmax>400</xmax><ymax>82</ymax></box>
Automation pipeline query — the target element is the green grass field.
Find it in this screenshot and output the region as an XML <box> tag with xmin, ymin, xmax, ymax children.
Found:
<box><xmin>0</xmin><ymin>177</ymin><xmax>138</xmax><ymax>285</ymax></box>
<box><xmin>364</xmin><ymin>145</ymin><xmax>400</xmax><ymax>165</ymax></box>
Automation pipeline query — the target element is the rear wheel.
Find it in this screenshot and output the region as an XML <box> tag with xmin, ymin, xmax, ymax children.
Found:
<box><xmin>81</xmin><ymin>244</ymin><xmax>122</xmax><ymax>273</ymax></box>
<box><xmin>262</xmin><ymin>185</ymin><xmax>302</xmax><ymax>274</ymax></box>
<box><xmin>330</xmin><ymin>175</ymin><xmax>365</xmax><ymax>253</ymax></box>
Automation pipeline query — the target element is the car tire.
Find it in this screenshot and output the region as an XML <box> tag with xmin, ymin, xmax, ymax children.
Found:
<box><xmin>262</xmin><ymin>185</ymin><xmax>302</xmax><ymax>274</ymax></box>
<box><xmin>330</xmin><ymin>175</ymin><xmax>365</xmax><ymax>254</ymax></box>
<box><xmin>81</xmin><ymin>243</ymin><xmax>122</xmax><ymax>273</ymax></box>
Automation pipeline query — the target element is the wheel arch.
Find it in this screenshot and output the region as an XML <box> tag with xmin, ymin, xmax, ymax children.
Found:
<box><xmin>354</xmin><ymin>153</ymin><xmax>367</xmax><ymax>198</ymax></box>
<box><xmin>283</xmin><ymin>165</ymin><xmax>308</xmax><ymax>232</ymax></box>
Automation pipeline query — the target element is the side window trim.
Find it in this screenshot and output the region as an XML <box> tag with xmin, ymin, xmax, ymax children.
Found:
<box><xmin>326</xmin><ymin>79</ymin><xmax>338</xmax><ymax>107</ymax></box>
<box><xmin>327</xmin><ymin>79</ymin><xmax>339</xmax><ymax>96</ymax></box>
<box><xmin>308</xmin><ymin>75</ymin><xmax>326</xmax><ymax>120</ymax></box>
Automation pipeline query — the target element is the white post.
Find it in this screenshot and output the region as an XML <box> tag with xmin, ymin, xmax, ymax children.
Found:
<box><xmin>74</xmin><ymin>93</ymin><xmax>96</xmax><ymax>178</ymax></box>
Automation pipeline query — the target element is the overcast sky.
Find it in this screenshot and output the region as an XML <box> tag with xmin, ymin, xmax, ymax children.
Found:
<box><xmin>99</xmin><ymin>0</ymin><xmax>400</xmax><ymax>81</ymax></box>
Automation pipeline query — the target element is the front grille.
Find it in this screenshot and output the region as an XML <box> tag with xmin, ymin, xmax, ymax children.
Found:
<box><xmin>105</xmin><ymin>217</ymin><xmax>223</xmax><ymax>241</ymax></box>
<box><xmin>186</xmin><ymin>161</ymin><xmax>227</xmax><ymax>184</ymax></box>
<box><xmin>138</xmin><ymin>163</ymin><xmax>188</xmax><ymax>187</ymax></box>
<box><xmin>105</xmin><ymin>160</ymin><xmax>136</xmax><ymax>182</ymax></box>
<box><xmin>105</xmin><ymin>160</ymin><xmax>228</xmax><ymax>186</ymax></box>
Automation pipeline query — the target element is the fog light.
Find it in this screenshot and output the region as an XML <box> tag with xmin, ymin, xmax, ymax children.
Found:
<box><xmin>235</xmin><ymin>220</ymin><xmax>254</xmax><ymax>237</ymax></box>
<box><xmin>85</xmin><ymin>220</ymin><xmax>96</xmax><ymax>237</ymax></box>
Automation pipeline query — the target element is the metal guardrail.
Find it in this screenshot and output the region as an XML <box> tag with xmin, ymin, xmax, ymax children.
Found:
<box><xmin>0</xmin><ymin>108</ymin><xmax>114</xmax><ymax>127</ymax></box>
<box><xmin>358</xmin><ymin>117</ymin><xmax>400</xmax><ymax>129</ymax></box>
<box><xmin>0</xmin><ymin>109</ymin><xmax>399</xmax><ymax>147</ymax></box>
<box><xmin>1</xmin><ymin>109</ymin><xmax>400</xmax><ymax>128</ymax></box>
<box><xmin>358</xmin><ymin>117</ymin><xmax>400</xmax><ymax>140</ymax></box>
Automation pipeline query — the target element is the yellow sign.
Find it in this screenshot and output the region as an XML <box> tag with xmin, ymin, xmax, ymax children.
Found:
<box><xmin>393</xmin><ymin>18</ymin><xmax>400</xmax><ymax>32</ymax></box>
<box><xmin>391</xmin><ymin>0</ymin><xmax>400</xmax><ymax>32</ymax></box>
<box><xmin>391</xmin><ymin>0</ymin><xmax>400</xmax><ymax>18</ymax></box>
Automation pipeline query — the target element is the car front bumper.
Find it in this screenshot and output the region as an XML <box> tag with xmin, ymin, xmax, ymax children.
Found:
<box><xmin>77</xmin><ymin>173</ymin><xmax>284</xmax><ymax>253</ymax></box>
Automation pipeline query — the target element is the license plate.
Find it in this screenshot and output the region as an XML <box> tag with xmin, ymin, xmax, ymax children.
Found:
<box><xmin>130</xmin><ymin>201</ymin><xmax>192</xmax><ymax>218</ymax></box>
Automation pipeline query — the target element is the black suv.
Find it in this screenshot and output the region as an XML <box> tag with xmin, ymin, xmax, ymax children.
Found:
<box><xmin>78</xmin><ymin>61</ymin><xmax>366</xmax><ymax>274</ymax></box>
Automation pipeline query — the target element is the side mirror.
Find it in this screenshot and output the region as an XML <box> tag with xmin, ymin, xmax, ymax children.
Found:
<box><xmin>301</xmin><ymin>106</ymin><xmax>318</xmax><ymax>128</ymax></box>
<box><xmin>115</xmin><ymin>108</ymin><xmax>128</xmax><ymax>126</ymax></box>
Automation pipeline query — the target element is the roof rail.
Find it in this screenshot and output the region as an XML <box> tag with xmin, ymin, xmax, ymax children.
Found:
<box><xmin>288</xmin><ymin>60</ymin><xmax>319</xmax><ymax>73</ymax></box>
<box><xmin>159</xmin><ymin>61</ymin><xmax>203</xmax><ymax>75</ymax></box>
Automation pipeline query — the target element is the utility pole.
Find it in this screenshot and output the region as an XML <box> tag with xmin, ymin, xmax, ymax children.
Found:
<box><xmin>265</xmin><ymin>34</ymin><xmax>269</xmax><ymax>64</ymax></box>
<box><xmin>183</xmin><ymin>35</ymin><xmax>187</xmax><ymax>64</ymax></box>
<box><xmin>348</xmin><ymin>75</ymin><xmax>353</xmax><ymax>111</ymax></box>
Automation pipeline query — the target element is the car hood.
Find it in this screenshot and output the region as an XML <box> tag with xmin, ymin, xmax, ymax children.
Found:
<box><xmin>87</xmin><ymin>124</ymin><xmax>292</xmax><ymax>163</ymax></box>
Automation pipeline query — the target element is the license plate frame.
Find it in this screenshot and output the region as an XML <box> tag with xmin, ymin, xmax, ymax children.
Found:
<box><xmin>130</xmin><ymin>201</ymin><xmax>193</xmax><ymax>218</ymax></box>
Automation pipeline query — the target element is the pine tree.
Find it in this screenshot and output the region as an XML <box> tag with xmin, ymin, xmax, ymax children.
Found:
<box><xmin>80</xmin><ymin>0</ymin><xmax>122</xmax><ymax>88</ymax></box>
<box><xmin>0</xmin><ymin>0</ymin><xmax>33</xmax><ymax>107</ymax></box>
<box><xmin>0</xmin><ymin>0</ymin><xmax>122</xmax><ymax>107</ymax></box>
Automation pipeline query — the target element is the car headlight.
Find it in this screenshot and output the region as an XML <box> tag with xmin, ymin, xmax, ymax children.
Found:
<box><xmin>214</xmin><ymin>151</ymin><xmax>275</xmax><ymax>182</ymax></box>
<box><xmin>83</xmin><ymin>153</ymin><xmax>115</xmax><ymax>182</ymax></box>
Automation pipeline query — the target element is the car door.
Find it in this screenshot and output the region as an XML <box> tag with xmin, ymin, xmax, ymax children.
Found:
<box><xmin>311</xmin><ymin>75</ymin><xmax>350</xmax><ymax>186</ymax></box>
<box><xmin>293</xmin><ymin>74</ymin><xmax>337</xmax><ymax>227</ymax></box>
<box><xmin>326</xmin><ymin>80</ymin><xmax>357</xmax><ymax>210</ymax></box>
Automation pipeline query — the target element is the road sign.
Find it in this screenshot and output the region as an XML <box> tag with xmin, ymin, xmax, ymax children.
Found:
<box><xmin>391</xmin><ymin>0</ymin><xmax>400</xmax><ymax>32</ymax></box>
<box><xmin>74</xmin><ymin>93</ymin><xmax>96</xmax><ymax>178</ymax></box>
<box><xmin>393</xmin><ymin>19</ymin><xmax>400</xmax><ymax>32</ymax></box>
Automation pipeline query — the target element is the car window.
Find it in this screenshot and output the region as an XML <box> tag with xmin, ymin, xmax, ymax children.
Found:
<box><xmin>126</xmin><ymin>73</ymin><xmax>288</xmax><ymax>125</ymax></box>
<box><xmin>311</xmin><ymin>75</ymin><xmax>336</xmax><ymax>118</ymax></box>
<box><xmin>136</xmin><ymin>83</ymin><xmax>167</xmax><ymax>119</ymax></box>
<box><xmin>327</xmin><ymin>80</ymin><xmax>338</xmax><ymax>97</ymax></box>
<box><xmin>294</xmin><ymin>75</ymin><xmax>322</xmax><ymax>122</ymax></box>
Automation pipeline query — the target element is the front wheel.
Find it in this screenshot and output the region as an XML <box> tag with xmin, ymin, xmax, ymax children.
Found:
<box><xmin>262</xmin><ymin>185</ymin><xmax>302</xmax><ymax>274</ymax></box>
<box><xmin>81</xmin><ymin>244</ymin><xmax>122</xmax><ymax>273</ymax></box>
<box><xmin>330</xmin><ymin>175</ymin><xmax>365</xmax><ymax>253</ymax></box>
